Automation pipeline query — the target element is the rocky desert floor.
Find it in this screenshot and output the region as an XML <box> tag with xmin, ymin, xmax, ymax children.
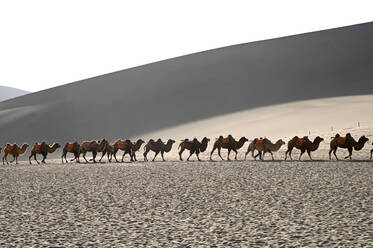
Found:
<box><xmin>1</xmin><ymin>147</ymin><xmax>372</xmax><ymax>247</ymax></box>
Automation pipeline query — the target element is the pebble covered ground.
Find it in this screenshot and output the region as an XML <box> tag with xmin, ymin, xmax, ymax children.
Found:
<box><xmin>0</xmin><ymin>148</ymin><xmax>373</xmax><ymax>247</ymax></box>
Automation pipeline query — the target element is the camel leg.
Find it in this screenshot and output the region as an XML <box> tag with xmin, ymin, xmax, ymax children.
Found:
<box><xmin>254</xmin><ymin>151</ymin><xmax>262</xmax><ymax>160</ymax></box>
<box><xmin>122</xmin><ymin>151</ymin><xmax>127</xmax><ymax>163</ymax></box>
<box><xmin>152</xmin><ymin>151</ymin><xmax>160</xmax><ymax>162</ymax></box>
<box><xmin>244</xmin><ymin>149</ymin><xmax>250</xmax><ymax>160</ymax></box>
<box><xmin>2</xmin><ymin>155</ymin><xmax>5</xmax><ymax>165</ymax></box>
<box><xmin>99</xmin><ymin>151</ymin><xmax>106</xmax><ymax>162</ymax></box>
<box><xmin>233</xmin><ymin>149</ymin><xmax>238</xmax><ymax>160</ymax></box>
<box><xmin>34</xmin><ymin>153</ymin><xmax>40</xmax><ymax>164</ymax></box>
<box><xmin>299</xmin><ymin>150</ymin><xmax>305</xmax><ymax>160</ymax></box>
<box><xmin>270</xmin><ymin>151</ymin><xmax>274</xmax><ymax>160</ymax></box>
<box><xmin>15</xmin><ymin>156</ymin><xmax>19</xmax><ymax>165</ymax></box>
<box><xmin>92</xmin><ymin>151</ymin><xmax>97</xmax><ymax>163</ymax></box>
<box><xmin>218</xmin><ymin>148</ymin><xmax>224</xmax><ymax>161</ymax></box>
<box><xmin>210</xmin><ymin>146</ymin><xmax>217</xmax><ymax>160</ymax></box>
<box><xmin>143</xmin><ymin>149</ymin><xmax>149</xmax><ymax>162</ymax></box>
<box><xmin>132</xmin><ymin>152</ymin><xmax>137</xmax><ymax>162</ymax></box>
<box><xmin>328</xmin><ymin>148</ymin><xmax>333</xmax><ymax>160</ymax></box>
<box><xmin>196</xmin><ymin>152</ymin><xmax>201</xmax><ymax>161</ymax></box>
<box><xmin>262</xmin><ymin>151</ymin><xmax>265</xmax><ymax>161</ymax></box>
<box><xmin>227</xmin><ymin>149</ymin><xmax>231</xmax><ymax>161</ymax></box>
<box><xmin>42</xmin><ymin>154</ymin><xmax>47</xmax><ymax>164</ymax></box>
<box><xmin>4</xmin><ymin>154</ymin><xmax>9</xmax><ymax>165</ymax></box>
<box><xmin>161</xmin><ymin>151</ymin><xmax>166</xmax><ymax>161</ymax></box>
<box><xmin>10</xmin><ymin>155</ymin><xmax>16</xmax><ymax>163</ymax></box>
<box><xmin>344</xmin><ymin>147</ymin><xmax>353</xmax><ymax>160</ymax></box>
<box><xmin>113</xmin><ymin>150</ymin><xmax>120</xmax><ymax>163</ymax></box>
<box><xmin>370</xmin><ymin>149</ymin><xmax>373</xmax><ymax>160</ymax></box>
<box><xmin>307</xmin><ymin>150</ymin><xmax>313</xmax><ymax>160</ymax></box>
<box><xmin>82</xmin><ymin>152</ymin><xmax>89</xmax><ymax>163</ymax></box>
<box><xmin>29</xmin><ymin>153</ymin><xmax>33</xmax><ymax>165</ymax></box>
<box><xmin>61</xmin><ymin>153</ymin><xmax>65</xmax><ymax>164</ymax></box>
<box><xmin>285</xmin><ymin>149</ymin><xmax>290</xmax><ymax>160</ymax></box>
<box><xmin>187</xmin><ymin>150</ymin><xmax>193</xmax><ymax>161</ymax></box>
<box><xmin>333</xmin><ymin>148</ymin><xmax>339</xmax><ymax>160</ymax></box>
<box><xmin>179</xmin><ymin>148</ymin><xmax>185</xmax><ymax>161</ymax></box>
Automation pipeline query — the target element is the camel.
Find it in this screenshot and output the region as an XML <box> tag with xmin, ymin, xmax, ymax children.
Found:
<box><xmin>143</xmin><ymin>139</ymin><xmax>175</xmax><ymax>162</ymax></box>
<box><xmin>245</xmin><ymin>138</ymin><xmax>263</xmax><ymax>160</ymax></box>
<box><xmin>178</xmin><ymin>137</ymin><xmax>210</xmax><ymax>161</ymax></box>
<box><xmin>113</xmin><ymin>139</ymin><xmax>145</xmax><ymax>162</ymax></box>
<box><xmin>79</xmin><ymin>139</ymin><xmax>108</xmax><ymax>163</ymax></box>
<box><xmin>61</xmin><ymin>142</ymin><xmax>80</xmax><ymax>163</ymax></box>
<box><xmin>2</xmin><ymin>143</ymin><xmax>29</xmax><ymax>165</ymax></box>
<box><xmin>102</xmin><ymin>142</ymin><xmax>116</xmax><ymax>162</ymax></box>
<box><xmin>329</xmin><ymin>133</ymin><xmax>369</xmax><ymax>160</ymax></box>
<box><xmin>210</xmin><ymin>135</ymin><xmax>248</xmax><ymax>160</ymax></box>
<box><xmin>285</xmin><ymin>136</ymin><xmax>324</xmax><ymax>160</ymax></box>
<box><xmin>29</xmin><ymin>142</ymin><xmax>61</xmax><ymax>164</ymax></box>
<box><xmin>245</xmin><ymin>138</ymin><xmax>285</xmax><ymax>160</ymax></box>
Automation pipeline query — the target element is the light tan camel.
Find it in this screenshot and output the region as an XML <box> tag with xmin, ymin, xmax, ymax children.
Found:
<box><xmin>29</xmin><ymin>142</ymin><xmax>61</xmax><ymax>164</ymax></box>
<box><xmin>210</xmin><ymin>135</ymin><xmax>248</xmax><ymax>160</ymax></box>
<box><xmin>2</xmin><ymin>143</ymin><xmax>29</xmax><ymax>165</ymax></box>
<box><xmin>285</xmin><ymin>136</ymin><xmax>324</xmax><ymax>160</ymax></box>
<box><xmin>179</xmin><ymin>137</ymin><xmax>210</xmax><ymax>161</ymax></box>
<box><xmin>143</xmin><ymin>139</ymin><xmax>175</xmax><ymax>162</ymax></box>
<box><xmin>245</xmin><ymin>138</ymin><xmax>285</xmax><ymax>160</ymax></box>
<box><xmin>329</xmin><ymin>133</ymin><xmax>369</xmax><ymax>160</ymax></box>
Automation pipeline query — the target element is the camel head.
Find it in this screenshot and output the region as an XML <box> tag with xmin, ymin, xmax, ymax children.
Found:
<box><xmin>346</xmin><ymin>133</ymin><xmax>352</xmax><ymax>138</ymax></box>
<box><xmin>167</xmin><ymin>139</ymin><xmax>176</xmax><ymax>144</ymax></box>
<box><xmin>54</xmin><ymin>143</ymin><xmax>61</xmax><ymax>148</ymax></box>
<box><xmin>202</xmin><ymin>137</ymin><xmax>210</xmax><ymax>143</ymax></box>
<box><xmin>277</xmin><ymin>139</ymin><xmax>285</xmax><ymax>145</ymax></box>
<box><xmin>314</xmin><ymin>136</ymin><xmax>324</xmax><ymax>144</ymax></box>
<box><xmin>358</xmin><ymin>136</ymin><xmax>369</xmax><ymax>144</ymax></box>
<box><xmin>136</xmin><ymin>139</ymin><xmax>145</xmax><ymax>145</ymax></box>
<box><xmin>239</xmin><ymin>137</ymin><xmax>249</xmax><ymax>143</ymax></box>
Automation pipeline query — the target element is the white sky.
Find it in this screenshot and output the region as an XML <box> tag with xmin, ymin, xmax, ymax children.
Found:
<box><xmin>1</xmin><ymin>0</ymin><xmax>372</xmax><ymax>92</ymax></box>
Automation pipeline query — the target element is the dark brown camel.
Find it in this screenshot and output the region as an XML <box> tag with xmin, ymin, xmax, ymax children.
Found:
<box><xmin>113</xmin><ymin>139</ymin><xmax>145</xmax><ymax>162</ymax></box>
<box><xmin>61</xmin><ymin>142</ymin><xmax>80</xmax><ymax>163</ymax></box>
<box><xmin>285</xmin><ymin>136</ymin><xmax>324</xmax><ymax>160</ymax></box>
<box><xmin>143</xmin><ymin>139</ymin><xmax>175</xmax><ymax>162</ymax></box>
<box><xmin>329</xmin><ymin>133</ymin><xmax>369</xmax><ymax>160</ymax></box>
<box><xmin>210</xmin><ymin>135</ymin><xmax>248</xmax><ymax>160</ymax></box>
<box><xmin>178</xmin><ymin>137</ymin><xmax>210</xmax><ymax>161</ymax></box>
<box><xmin>79</xmin><ymin>139</ymin><xmax>108</xmax><ymax>163</ymax></box>
<box><xmin>2</xmin><ymin>143</ymin><xmax>29</xmax><ymax>165</ymax></box>
<box><xmin>29</xmin><ymin>142</ymin><xmax>61</xmax><ymax>164</ymax></box>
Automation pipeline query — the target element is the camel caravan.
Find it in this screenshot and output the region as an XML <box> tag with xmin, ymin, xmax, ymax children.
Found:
<box><xmin>0</xmin><ymin>132</ymin><xmax>372</xmax><ymax>165</ymax></box>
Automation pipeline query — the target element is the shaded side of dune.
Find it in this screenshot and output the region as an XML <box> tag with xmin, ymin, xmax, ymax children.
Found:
<box><xmin>1</xmin><ymin>22</ymin><xmax>373</xmax><ymax>144</ymax></box>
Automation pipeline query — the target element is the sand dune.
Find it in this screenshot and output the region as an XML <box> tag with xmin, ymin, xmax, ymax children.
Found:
<box><xmin>1</xmin><ymin>22</ymin><xmax>373</xmax><ymax>145</ymax></box>
<box><xmin>0</xmin><ymin>86</ymin><xmax>29</xmax><ymax>102</ymax></box>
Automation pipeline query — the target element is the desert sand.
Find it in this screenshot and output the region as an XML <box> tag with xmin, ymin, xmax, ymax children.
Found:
<box><xmin>0</xmin><ymin>157</ymin><xmax>372</xmax><ymax>247</ymax></box>
<box><xmin>1</xmin><ymin>94</ymin><xmax>373</xmax><ymax>246</ymax></box>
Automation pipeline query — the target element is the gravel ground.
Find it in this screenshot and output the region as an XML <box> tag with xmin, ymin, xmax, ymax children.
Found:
<box><xmin>0</xmin><ymin>148</ymin><xmax>372</xmax><ymax>247</ymax></box>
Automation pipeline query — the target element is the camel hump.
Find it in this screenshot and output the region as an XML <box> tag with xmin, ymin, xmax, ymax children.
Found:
<box><xmin>255</xmin><ymin>139</ymin><xmax>263</xmax><ymax>146</ymax></box>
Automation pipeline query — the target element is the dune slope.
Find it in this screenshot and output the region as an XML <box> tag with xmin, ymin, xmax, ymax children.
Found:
<box><xmin>1</xmin><ymin>23</ymin><xmax>373</xmax><ymax>145</ymax></box>
<box><xmin>0</xmin><ymin>86</ymin><xmax>29</xmax><ymax>102</ymax></box>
